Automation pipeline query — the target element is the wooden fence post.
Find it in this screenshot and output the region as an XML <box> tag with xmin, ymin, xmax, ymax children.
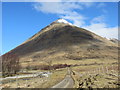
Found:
<box><xmin>102</xmin><ymin>66</ymin><xmax>104</xmax><ymax>74</ymax></box>
<box><xmin>106</xmin><ymin>66</ymin><xmax>109</xmax><ymax>74</ymax></box>
<box><xmin>112</xmin><ymin>65</ymin><xmax>114</xmax><ymax>74</ymax></box>
<box><xmin>16</xmin><ymin>75</ymin><xmax>18</xmax><ymax>88</ymax></box>
<box><xmin>96</xmin><ymin>68</ymin><xmax>98</xmax><ymax>74</ymax></box>
<box><xmin>25</xmin><ymin>79</ymin><xmax>27</xmax><ymax>87</ymax></box>
<box><xmin>94</xmin><ymin>69</ymin><xmax>96</xmax><ymax>75</ymax></box>
<box><xmin>98</xmin><ymin>67</ymin><xmax>100</xmax><ymax>74</ymax></box>
<box><xmin>88</xmin><ymin>71</ymin><xmax>90</xmax><ymax>75</ymax></box>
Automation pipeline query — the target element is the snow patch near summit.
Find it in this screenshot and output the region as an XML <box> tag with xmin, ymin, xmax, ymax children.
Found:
<box><xmin>55</xmin><ymin>19</ymin><xmax>73</xmax><ymax>25</ymax></box>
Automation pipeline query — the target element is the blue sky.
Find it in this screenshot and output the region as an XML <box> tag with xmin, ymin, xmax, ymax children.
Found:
<box><xmin>2</xmin><ymin>2</ymin><xmax>118</xmax><ymax>54</ymax></box>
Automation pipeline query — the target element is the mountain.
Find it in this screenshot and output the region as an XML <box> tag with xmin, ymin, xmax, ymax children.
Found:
<box><xmin>6</xmin><ymin>19</ymin><xmax>118</xmax><ymax>68</ymax></box>
<box><xmin>109</xmin><ymin>38</ymin><xmax>119</xmax><ymax>44</ymax></box>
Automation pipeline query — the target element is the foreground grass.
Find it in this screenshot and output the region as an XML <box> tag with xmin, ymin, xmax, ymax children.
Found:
<box><xmin>70</xmin><ymin>59</ymin><xmax>119</xmax><ymax>88</ymax></box>
<box><xmin>1</xmin><ymin>59</ymin><xmax>118</xmax><ymax>88</ymax></box>
<box><xmin>36</xmin><ymin>68</ymin><xmax>67</xmax><ymax>88</ymax></box>
<box><xmin>72</xmin><ymin>72</ymin><xmax>119</xmax><ymax>88</ymax></box>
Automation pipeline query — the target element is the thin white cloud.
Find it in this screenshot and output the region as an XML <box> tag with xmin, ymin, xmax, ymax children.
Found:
<box><xmin>102</xmin><ymin>9</ymin><xmax>108</xmax><ymax>14</ymax></box>
<box><xmin>34</xmin><ymin>0</ymin><xmax>119</xmax><ymax>2</ymax></box>
<box><xmin>80</xmin><ymin>2</ymin><xmax>94</xmax><ymax>7</ymax></box>
<box><xmin>97</xmin><ymin>3</ymin><xmax>106</xmax><ymax>8</ymax></box>
<box><xmin>91</xmin><ymin>15</ymin><xmax>105</xmax><ymax>23</ymax></box>
<box><xmin>61</xmin><ymin>12</ymin><xmax>86</xmax><ymax>26</ymax></box>
<box><xmin>34</xmin><ymin>2</ymin><xmax>83</xmax><ymax>14</ymax></box>
<box><xmin>83</xmin><ymin>23</ymin><xmax>118</xmax><ymax>39</ymax></box>
<box><xmin>83</xmin><ymin>15</ymin><xmax>118</xmax><ymax>39</ymax></box>
<box><xmin>2</xmin><ymin>0</ymin><xmax>119</xmax><ymax>2</ymax></box>
<box><xmin>34</xmin><ymin>2</ymin><xmax>86</xmax><ymax>26</ymax></box>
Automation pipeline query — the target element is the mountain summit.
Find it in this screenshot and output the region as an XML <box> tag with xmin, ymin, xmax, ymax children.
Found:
<box><xmin>7</xmin><ymin>19</ymin><xmax>118</xmax><ymax>68</ymax></box>
<box><xmin>53</xmin><ymin>19</ymin><xmax>73</xmax><ymax>25</ymax></box>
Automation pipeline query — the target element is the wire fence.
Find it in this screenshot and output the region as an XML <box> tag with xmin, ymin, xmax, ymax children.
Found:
<box><xmin>76</xmin><ymin>65</ymin><xmax>118</xmax><ymax>77</ymax></box>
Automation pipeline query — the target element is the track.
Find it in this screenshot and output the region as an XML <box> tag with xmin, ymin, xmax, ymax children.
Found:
<box><xmin>51</xmin><ymin>68</ymin><xmax>74</xmax><ymax>88</ymax></box>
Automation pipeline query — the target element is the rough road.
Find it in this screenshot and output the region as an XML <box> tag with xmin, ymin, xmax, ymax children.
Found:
<box><xmin>51</xmin><ymin>68</ymin><xmax>74</xmax><ymax>88</ymax></box>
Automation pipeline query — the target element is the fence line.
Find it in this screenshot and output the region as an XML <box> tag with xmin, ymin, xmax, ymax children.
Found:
<box><xmin>77</xmin><ymin>65</ymin><xmax>118</xmax><ymax>78</ymax></box>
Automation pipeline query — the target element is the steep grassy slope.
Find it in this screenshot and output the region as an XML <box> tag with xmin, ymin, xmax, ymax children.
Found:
<box><xmin>6</xmin><ymin>22</ymin><xmax>118</xmax><ymax>68</ymax></box>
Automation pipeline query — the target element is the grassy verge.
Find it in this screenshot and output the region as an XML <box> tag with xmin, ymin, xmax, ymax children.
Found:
<box><xmin>36</xmin><ymin>68</ymin><xmax>67</xmax><ymax>88</ymax></box>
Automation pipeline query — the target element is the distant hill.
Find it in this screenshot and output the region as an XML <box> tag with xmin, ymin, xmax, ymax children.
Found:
<box><xmin>109</xmin><ymin>38</ymin><xmax>119</xmax><ymax>44</ymax></box>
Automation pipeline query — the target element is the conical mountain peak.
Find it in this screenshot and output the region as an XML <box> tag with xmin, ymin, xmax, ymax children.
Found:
<box><xmin>53</xmin><ymin>18</ymin><xmax>73</xmax><ymax>25</ymax></box>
